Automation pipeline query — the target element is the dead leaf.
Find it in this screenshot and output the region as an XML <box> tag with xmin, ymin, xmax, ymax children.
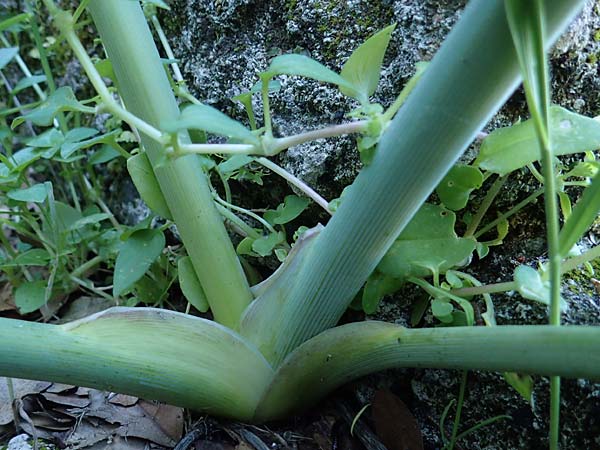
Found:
<box><xmin>42</xmin><ymin>392</ymin><xmax>91</xmax><ymax>408</ymax></box>
<box><xmin>372</xmin><ymin>390</ymin><xmax>423</xmax><ymax>450</ymax></box>
<box><xmin>45</xmin><ymin>383</ymin><xmax>75</xmax><ymax>394</ymax></box>
<box><xmin>0</xmin><ymin>378</ymin><xmax>51</xmax><ymax>426</ymax></box>
<box><xmin>0</xmin><ymin>283</ymin><xmax>15</xmax><ymax>312</ymax></box>
<box><xmin>108</xmin><ymin>393</ymin><xmax>138</xmax><ymax>407</ymax></box>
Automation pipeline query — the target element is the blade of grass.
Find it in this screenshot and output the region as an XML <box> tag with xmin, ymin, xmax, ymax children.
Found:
<box><xmin>504</xmin><ymin>2</ymin><xmax>562</xmax><ymax>448</ymax></box>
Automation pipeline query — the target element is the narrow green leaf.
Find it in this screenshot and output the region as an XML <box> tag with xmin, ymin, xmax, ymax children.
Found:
<box><xmin>0</xmin><ymin>13</ymin><xmax>29</xmax><ymax>33</ymax></box>
<box><xmin>113</xmin><ymin>229</ymin><xmax>165</xmax><ymax>297</ymax></box>
<box><xmin>68</xmin><ymin>213</ymin><xmax>111</xmax><ymax>231</ymax></box>
<box><xmin>127</xmin><ymin>152</ymin><xmax>172</xmax><ymax>219</ymax></box>
<box><xmin>178</xmin><ymin>256</ymin><xmax>209</xmax><ymax>312</ymax></box>
<box><xmin>11</xmin><ymin>75</ymin><xmax>46</xmax><ymax>95</ymax></box>
<box><xmin>436</xmin><ymin>165</ymin><xmax>483</xmax><ymax>211</ymax></box>
<box><xmin>340</xmin><ymin>24</ymin><xmax>396</xmax><ymax>102</ymax></box>
<box><xmin>559</xmin><ymin>171</ymin><xmax>600</xmax><ymax>256</ymax></box>
<box><xmin>162</xmin><ymin>104</ymin><xmax>257</xmax><ymax>144</ymax></box>
<box><xmin>11</xmin><ymin>86</ymin><xmax>95</xmax><ymax>128</ymax></box>
<box><xmin>7</xmin><ymin>184</ymin><xmax>48</xmax><ymax>203</ymax></box>
<box><xmin>0</xmin><ymin>47</ymin><xmax>18</xmax><ymax>70</ymax></box>
<box><xmin>3</xmin><ymin>249</ymin><xmax>50</xmax><ymax>267</ymax></box>
<box><xmin>476</xmin><ymin>107</ymin><xmax>600</xmax><ymax>175</ymax></box>
<box><xmin>15</xmin><ymin>280</ymin><xmax>47</xmax><ymax>314</ymax></box>
<box><xmin>26</xmin><ymin>128</ymin><xmax>64</xmax><ymax>149</ymax></box>
<box><xmin>218</xmin><ymin>154</ymin><xmax>253</xmax><ymax>175</ymax></box>
<box><xmin>265</xmin><ymin>54</ymin><xmax>357</xmax><ymax>95</ymax></box>
<box><xmin>504</xmin><ymin>372</ymin><xmax>534</xmax><ymax>404</ymax></box>
<box><xmin>264</xmin><ymin>195</ymin><xmax>310</xmax><ymax>225</ymax></box>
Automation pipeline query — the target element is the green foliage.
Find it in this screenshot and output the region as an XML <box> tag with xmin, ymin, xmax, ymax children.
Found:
<box><xmin>12</xmin><ymin>86</ymin><xmax>95</xmax><ymax>127</ymax></box>
<box><xmin>436</xmin><ymin>165</ymin><xmax>483</xmax><ymax>211</ymax></box>
<box><xmin>113</xmin><ymin>229</ymin><xmax>165</xmax><ymax>297</ymax></box>
<box><xmin>475</xmin><ymin>107</ymin><xmax>600</xmax><ymax>175</ymax></box>
<box><xmin>127</xmin><ymin>152</ymin><xmax>173</xmax><ymax>219</ymax></box>
<box><xmin>340</xmin><ymin>24</ymin><xmax>396</xmax><ymax>103</ymax></box>
<box><xmin>378</xmin><ymin>204</ymin><xmax>476</xmax><ymax>280</ymax></box>
<box><xmin>163</xmin><ymin>103</ymin><xmax>258</xmax><ymax>144</ymax></box>
<box><xmin>178</xmin><ymin>256</ymin><xmax>209</xmax><ymax>312</ymax></box>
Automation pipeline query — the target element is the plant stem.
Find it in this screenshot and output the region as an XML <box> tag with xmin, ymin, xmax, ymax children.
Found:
<box><xmin>176</xmin><ymin>143</ymin><xmax>257</xmax><ymax>155</ymax></box>
<box><xmin>451</xmin><ymin>281</ymin><xmax>517</xmax><ymax>297</ymax></box>
<box><xmin>255</xmin><ymin>321</ymin><xmax>600</xmax><ymax>420</ymax></box>
<box><xmin>85</xmin><ymin>0</ymin><xmax>253</xmax><ymax>327</ymax></box>
<box><xmin>41</xmin><ymin>1</ymin><xmax>165</xmax><ymax>143</ymax></box>
<box><xmin>474</xmin><ymin>189</ymin><xmax>544</xmax><ymax>239</ymax></box>
<box><xmin>464</xmin><ymin>174</ymin><xmax>507</xmax><ymax>237</ymax></box>
<box><xmin>214</xmin><ymin>195</ymin><xmax>276</xmax><ymax>234</ymax></box>
<box><xmin>256</xmin><ymin>157</ymin><xmax>332</xmax><ymax>214</ymax></box>
<box><xmin>448</xmin><ymin>371</ymin><xmax>468</xmax><ymax>450</ymax></box>
<box><xmin>560</xmin><ymin>244</ymin><xmax>600</xmax><ymax>273</ymax></box>
<box><xmin>150</xmin><ymin>14</ymin><xmax>184</xmax><ymax>83</ymax></box>
<box><xmin>268</xmin><ymin>121</ymin><xmax>367</xmax><ymax>155</ymax></box>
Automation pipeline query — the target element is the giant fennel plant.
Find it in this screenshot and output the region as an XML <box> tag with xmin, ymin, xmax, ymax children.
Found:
<box><xmin>1</xmin><ymin>1</ymin><xmax>599</xmax><ymax>449</ymax></box>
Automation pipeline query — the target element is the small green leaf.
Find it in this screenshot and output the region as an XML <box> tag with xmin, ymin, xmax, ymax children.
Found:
<box><xmin>7</xmin><ymin>184</ymin><xmax>48</xmax><ymax>203</ymax></box>
<box><xmin>504</xmin><ymin>372</ymin><xmax>534</xmax><ymax>404</ymax></box>
<box><xmin>0</xmin><ymin>13</ymin><xmax>29</xmax><ymax>33</ymax></box>
<box><xmin>431</xmin><ymin>298</ymin><xmax>454</xmax><ymax>323</ymax></box>
<box><xmin>127</xmin><ymin>152</ymin><xmax>172</xmax><ymax>219</ymax></box>
<box><xmin>476</xmin><ymin>107</ymin><xmax>600</xmax><ymax>175</ymax></box>
<box><xmin>11</xmin><ymin>75</ymin><xmax>46</xmax><ymax>95</ymax></box>
<box><xmin>361</xmin><ymin>271</ymin><xmax>403</xmax><ymax>314</ymax></box>
<box><xmin>265</xmin><ymin>54</ymin><xmax>357</xmax><ymax>94</ymax></box>
<box><xmin>2</xmin><ymin>249</ymin><xmax>50</xmax><ymax>267</ymax></box>
<box><xmin>436</xmin><ymin>165</ymin><xmax>483</xmax><ymax>211</ymax></box>
<box><xmin>236</xmin><ymin>236</ymin><xmax>256</xmax><ymax>256</ymax></box>
<box><xmin>559</xmin><ymin>170</ymin><xmax>600</xmax><ymax>256</ymax></box>
<box><xmin>178</xmin><ymin>256</ymin><xmax>209</xmax><ymax>312</ymax></box>
<box><xmin>340</xmin><ymin>24</ymin><xmax>396</xmax><ymax>102</ymax></box>
<box><xmin>218</xmin><ymin>154</ymin><xmax>254</xmax><ymax>175</ymax></box>
<box><xmin>12</xmin><ymin>86</ymin><xmax>95</xmax><ymax>128</ymax></box>
<box><xmin>88</xmin><ymin>145</ymin><xmax>121</xmax><ymax>165</ymax></box>
<box><xmin>113</xmin><ymin>229</ymin><xmax>165</xmax><ymax>297</ymax></box>
<box><xmin>0</xmin><ymin>47</ymin><xmax>18</xmax><ymax>70</ymax></box>
<box><xmin>162</xmin><ymin>104</ymin><xmax>257</xmax><ymax>144</ymax></box>
<box><xmin>15</xmin><ymin>280</ymin><xmax>47</xmax><ymax>314</ymax></box>
<box><xmin>513</xmin><ymin>265</ymin><xmax>567</xmax><ymax>311</ymax></box>
<box><xmin>252</xmin><ymin>231</ymin><xmax>285</xmax><ymax>257</ymax></box>
<box><xmin>264</xmin><ymin>195</ymin><xmax>310</xmax><ymax>225</ymax></box>
<box><xmin>27</xmin><ymin>128</ymin><xmax>64</xmax><ymax>149</ymax></box>
<box><xmin>68</xmin><ymin>213</ymin><xmax>111</xmax><ymax>231</ymax></box>
<box><xmin>378</xmin><ymin>204</ymin><xmax>476</xmax><ymax>279</ymax></box>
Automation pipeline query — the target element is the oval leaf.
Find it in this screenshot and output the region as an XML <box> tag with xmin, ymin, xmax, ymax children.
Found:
<box><xmin>264</xmin><ymin>195</ymin><xmax>310</xmax><ymax>225</ymax></box>
<box><xmin>113</xmin><ymin>229</ymin><xmax>165</xmax><ymax>297</ymax></box>
<box><xmin>127</xmin><ymin>152</ymin><xmax>172</xmax><ymax>219</ymax></box>
<box><xmin>178</xmin><ymin>256</ymin><xmax>209</xmax><ymax>312</ymax></box>
<box><xmin>476</xmin><ymin>107</ymin><xmax>600</xmax><ymax>175</ymax></box>
<box><xmin>340</xmin><ymin>24</ymin><xmax>396</xmax><ymax>102</ymax></box>
<box><xmin>15</xmin><ymin>280</ymin><xmax>47</xmax><ymax>314</ymax></box>
<box><xmin>436</xmin><ymin>165</ymin><xmax>483</xmax><ymax>211</ymax></box>
<box><xmin>7</xmin><ymin>184</ymin><xmax>48</xmax><ymax>203</ymax></box>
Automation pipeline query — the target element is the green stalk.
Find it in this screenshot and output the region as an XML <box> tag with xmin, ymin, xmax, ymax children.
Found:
<box><xmin>254</xmin><ymin>322</ymin><xmax>600</xmax><ymax>421</ymax></box>
<box><xmin>239</xmin><ymin>0</ymin><xmax>586</xmax><ymax>365</ymax></box>
<box><xmin>80</xmin><ymin>0</ymin><xmax>253</xmax><ymax>328</ymax></box>
<box><xmin>504</xmin><ymin>2</ymin><xmax>561</xmax><ymax>447</ymax></box>
<box><xmin>0</xmin><ymin>308</ymin><xmax>273</xmax><ymax>420</ymax></box>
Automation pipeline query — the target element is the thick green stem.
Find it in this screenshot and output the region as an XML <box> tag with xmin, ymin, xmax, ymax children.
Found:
<box><xmin>85</xmin><ymin>0</ymin><xmax>253</xmax><ymax>328</ymax></box>
<box><xmin>254</xmin><ymin>321</ymin><xmax>600</xmax><ymax>420</ymax></box>
<box><xmin>0</xmin><ymin>308</ymin><xmax>273</xmax><ymax>420</ymax></box>
<box><xmin>239</xmin><ymin>0</ymin><xmax>586</xmax><ymax>366</ymax></box>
